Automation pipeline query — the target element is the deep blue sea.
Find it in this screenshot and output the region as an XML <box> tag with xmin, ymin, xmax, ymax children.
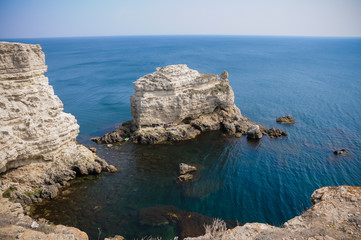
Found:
<box><xmin>3</xmin><ymin>36</ymin><xmax>361</xmax><ymax>239</ymax></box>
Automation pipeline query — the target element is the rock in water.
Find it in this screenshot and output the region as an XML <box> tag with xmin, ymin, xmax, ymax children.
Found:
<box><xmin>178</xmin><ymin>173</ymin><xmax>194</xmax><ymax>182</ymax></box>
<box><xmin>95</xmin><ymin>64</ymin><xmax>255</xmax><ymax>144</ymax></box>
<box><xmin>276</xmin><ymin>115</ymin><xmax>295</xmax><ymax>124</ymax></box>
<box><xmin>0</xmin><ymin>42</ymin><xmax>116</xmax><ymax>201</ymax></box>
<box><xmin>178</xmin><ymin>163</ymin><xmax>197</xmax><ymax>182</ymax></box>
<box><xmin>333</xmin><ymin>149</ymin><xmax>349</xmax><ymax>155</ymax></box>
<box><xmin>179</xmin><ymin>163</ymin><xmax>197</xmax><ymax>175</ymax></box>
<box><xmin>130</xmin><ymin>65</ymin><xmax>236</xmax><ymax>128</ymax></box>
<box><xmin>266</xmin><ymin>127</ymin><xmax>287</xmax><ymax>138</ymax></box>
<box><xmin>247</xmin><ymin>125</ymin><xmax>263</xmax><ymax>139</ymax></box>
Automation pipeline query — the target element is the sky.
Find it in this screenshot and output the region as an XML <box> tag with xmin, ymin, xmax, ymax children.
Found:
<box><xmin>0</xmin><ymin>0</ymin><xmax>360</xmax><ymax>38</ymax></box>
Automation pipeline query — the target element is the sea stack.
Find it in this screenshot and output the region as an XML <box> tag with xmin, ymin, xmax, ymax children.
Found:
<box><xmin>0</xmin><ymin>42</ymin><xmax>115</xmax><ymax>201</ymax></box>
<box><xmin>131</xmin><ymin>65</ymin><xmax>237</xmax><ymax>128</ymax></box>
<box><xmin>92</xmin><ymin>64</ymin><xmax>254</xmax><ymax>144</ymax></box>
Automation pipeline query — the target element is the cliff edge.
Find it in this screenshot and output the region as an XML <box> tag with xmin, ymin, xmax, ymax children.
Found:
<box><xmin>92</xmin><ymin>65</ymin><xmax>258</xmax><ymax>144</ymax></box>
<box><xmin>0</xmin><ymin>42</ymin><xmax>116</xmax><ymax>204</ymax></box>
<box><xmin>185</xmin><ymin>186</ymin><xmax>361</xmax><ymax>240</ymax></box>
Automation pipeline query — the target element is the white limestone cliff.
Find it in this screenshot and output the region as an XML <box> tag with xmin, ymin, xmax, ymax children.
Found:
<box><xmin>0</xmin><ymin>42</ymin><xmax>116</xmax><ymax>203</ymax></box>
<box><xmin>0</xmin><ymin>42</ymin><xmax>80</xmax><ymax>173</ymax></box>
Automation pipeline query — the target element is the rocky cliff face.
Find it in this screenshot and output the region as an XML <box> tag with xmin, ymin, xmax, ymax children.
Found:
<box><xmin>0</xmin><ymin>42</ymin><xmax>80</xmax><ymax>173</ymax></box>
<box><xmin>93</xmin><ymin>65</ymin><xmax>258</xmax><ymax>144</ymax></box>
<box><xmin>0</xmin><ymin>42</ymin><xmax>115</xmax><ymax>203</ymax></box>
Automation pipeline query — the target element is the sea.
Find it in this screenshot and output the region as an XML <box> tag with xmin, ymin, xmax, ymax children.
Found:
<box><xmin>3</xmin><ymin>36</ymin><xmax>361</xmax><ymax>239</ymax></box>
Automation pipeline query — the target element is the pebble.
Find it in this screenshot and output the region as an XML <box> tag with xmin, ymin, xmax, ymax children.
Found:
<box><xmin>31</xmin><ymin>221</ymin><xmax>39</xmax><ymax>229</ymax></box>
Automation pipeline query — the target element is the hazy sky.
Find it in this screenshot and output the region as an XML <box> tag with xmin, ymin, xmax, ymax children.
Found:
<box><xmin>1</xmin><ymin>0</ymin><xmax>360</xmax><ymax>38</ymax></box>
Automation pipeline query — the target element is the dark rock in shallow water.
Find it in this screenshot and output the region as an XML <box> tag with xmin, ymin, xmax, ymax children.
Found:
<box><xmin>267</xmin><ymin>127</ymin><xmax>287</xmax><ymax>138</ymax></box>
<box><xmin>178</xmin><ymin>163</ymin><xmax>198</xmax><ymax>182</ymax></box>
<box><xmin>179</xmin><ymin>163</ymin><xmax>197</xmax><ymax>175</ymax></box>
<box><xmin>178</xmin><ymin>173</ymin><xmax>194</xmax><ymax>182</ymax></box>
<box><xmin>91</xmin><ymin>123</ymin><xmax>132</xmax><ymax>144</ymax></box>
<box><xmin>333</xmin><ymin>149</ymin><xmax>349</xmax><ymax>155</ymax></box>
<box><xmin>276</xmin><ymin>115</ymin><xmax>295</xmax><ymax>124</ymax></box>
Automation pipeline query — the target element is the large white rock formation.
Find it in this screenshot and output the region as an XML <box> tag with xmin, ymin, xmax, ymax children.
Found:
<box><xmin>131</xmin><ymin>64</ymin><xmax>235</xmax><ymax>128</ymax></box>
<box><xmin>0</xmin><ymin>42</ymin><xmax>80</xmax><ymax>173</ymax></box>
<box><xmin>0</xmin><ymin>42</ymin><xmax>115</xmax><ymax>200</ymax></box>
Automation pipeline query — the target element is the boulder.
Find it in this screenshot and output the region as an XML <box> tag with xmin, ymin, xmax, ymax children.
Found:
<box><xmin>179</xmin><ymin>163</ymin><xmax>197</xmax><ymax>175</ymax></box>
<box><xmin>220</xmin><ymin>70</ymin><xmax>229</xmax><ymax>80</ymax></box>
<box><xmin>266</xmin><ymin>128</ymin><xmax>287</xmax><ymax>138</ymax></box>
<box><xmin>276</xmin><ymin>115</ymin><xmax>295</xmax><ymax>124</ymax></box>
<box><xmin>247</xmin><ymin>125</ymin><xmax>263</xmax><ymax>139</ymax></box>
<box><xmin>41</xmin><ymin>185</ymin><xmax>58</xmax><ymax>199</ymax></box>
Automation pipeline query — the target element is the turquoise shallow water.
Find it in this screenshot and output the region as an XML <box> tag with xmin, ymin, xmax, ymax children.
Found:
<box><xmin>3</xmin><ymin>36</ymin><xmax>361</xmax><ymax>239</ymax></box>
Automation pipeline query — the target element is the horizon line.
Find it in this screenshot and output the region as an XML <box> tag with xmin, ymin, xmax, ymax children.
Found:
<box><xmin>1</xmin><ymin>33</ymin><xmax>361</xmax><ymax>40</ymax></box>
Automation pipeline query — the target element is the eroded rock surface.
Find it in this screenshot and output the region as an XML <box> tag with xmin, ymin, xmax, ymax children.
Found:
<box><xmin>0</xmin><ymin>42</ymin><xmax>116</xmax><ymax>203</ymax></box>
<box><xmin>185</xmin><ymin>186</ymin><xmax>361</xmax><ymax>240</ymax></box>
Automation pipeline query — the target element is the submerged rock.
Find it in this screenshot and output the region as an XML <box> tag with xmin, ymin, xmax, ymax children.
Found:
<box><xmin>276</xmin><ymin>115</ymin><xmax>295</xmax><ymax>124</ymax></box>
<box><xmin>138</xmin><ymin>205</ymin><xmax>236</xmax><ymax>239</ymax></box>
<box><xmin>178</xmin><ymin>163</ymin><xmax>197</xmax><ymax>182</ymax></box>
<box><xmin>333</xmin><ymin>149</ymin><xmax>350</xmax><ymax>155</ymax></box>
<box><xmin>178</xmin><ymin>173</ymin><xmax>194</xmax><ymax>182</ymax></box>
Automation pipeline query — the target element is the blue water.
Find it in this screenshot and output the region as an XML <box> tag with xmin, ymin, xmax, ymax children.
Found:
<box><xmin>4</xmin><ymin>36</ymin><xmax>361</xmax><ymax>239</ymax></box>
